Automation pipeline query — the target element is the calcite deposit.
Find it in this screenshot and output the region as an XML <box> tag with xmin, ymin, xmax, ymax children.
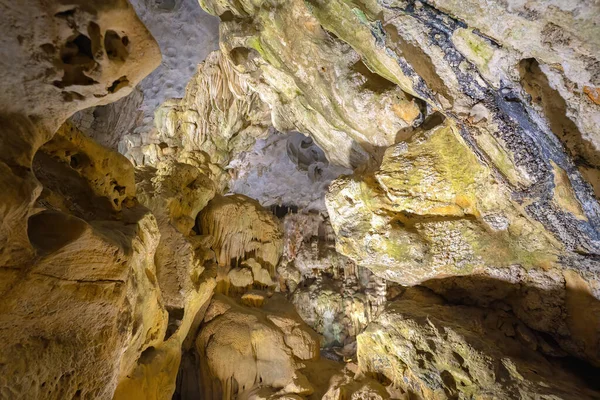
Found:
<box><xmin>2</xmin><ymin>0</ymin><xmax>600</xmax><ymax>399</ymax></box>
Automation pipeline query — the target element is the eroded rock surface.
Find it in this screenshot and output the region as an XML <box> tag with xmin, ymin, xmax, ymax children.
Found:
<box><xmin>196</xmin><ymin>294</ymin><xmax>319</xmax><ymax>400</ymax></box>
<box><xmin>3</xmin><ymin>0</ymin><xmax>600</xmax><ymax>399</ymax></box>
<box><xmin>358</xmin><ymin>296</ymin><xmax>600</xmax><ymax>399</ymax></box>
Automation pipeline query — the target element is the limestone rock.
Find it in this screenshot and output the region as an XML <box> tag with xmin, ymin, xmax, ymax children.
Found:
<box><xmin>196</xmin><ymin>294</ymin><xmax>319</xmax><ymax>400</ymax></box>
<box><xmin>200</xmin><ymin>0</ymin><xmax>421</xmax><ymax>169</ymax></box>
<box><xmin>136</xmin><ymin>156</ymin><xmax>216</xmax><ymax>235</ymax></box>
<box><xmin>1</xmin><ymin>124</ymin><xmax>168</xmax><ymax>399</ymax></box>
<box><xmin>125</xmin><ymin>50</ymin><xmax>270</xmax><ymax>177</ymax></box>
<box><xmin>321</xmin><ymin>369</ymin><xmax>391</xmax><ymax>400</ymax></box>
<box><xmin>0</xmin><ymin>0</ymin><xmax>161</xmax><ymax>133</ymax></box>
<box><xmin>326</xmin><ymin>121</ymin><xmax>557</xmax><ymax>285</ymax></box>
<box><xmin>326</xmin><ymin>120</ymin><xmax>600</xmax><ymax>363</ymax></box>
<box><xmin>134</xmin><ymin>154</ymin><xmax>217</xmax><ymax>312</ymax></box>
<box><xmin>228</xmin><ymin>267</ymin><xmax>254</xmax><ymax>288</ymax></box>
<box><xmin>243</xmin><ymin>258</ymin><xmax>275</xmax><ymax>287</ymax></box>
<box><xmin>40</xmin><ymin>121</ymin><xmax>137</xmax><ymax>212</ymax></box>
<box><xmin>228</xmin><ymin>131</ymin><xmax>351</xmax><ymax>214</ymax></box>
<box><xmin>292</xmin><ymin>266</ymin><xmax>386</xmax><ymax>348</ymax></box>
<box><xmin>70</xmin><ymin>0</ymin><xmax>220</xmax><ymax>150</ymax></box>
<box><xmin>0</xmin><ymin>2</ymin><xmax>166</xmax><ymax>395</ymax></box>
<box><xmin>199</xmin><ymin>194</ymin><xmax>283</xmax><ymax>271</ymax></box>
<box><xmin>113</xmin><ymin>277</ymin><xmax>216</xmax><ymax>400</ymax></box>
<box><xmin>358</xmin><ymin>298</ymin><xmax>600</xmax><ymax>399</ymax></box>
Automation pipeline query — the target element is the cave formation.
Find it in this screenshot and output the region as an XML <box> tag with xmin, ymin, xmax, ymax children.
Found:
<box><xmin>1</xmin><ymin>0</ymin><xmax>600</xmax><ymax>399</ymax></box>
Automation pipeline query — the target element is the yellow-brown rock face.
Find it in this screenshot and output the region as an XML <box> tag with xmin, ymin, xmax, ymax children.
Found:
<box><xmin>2</xmin><ymin>0</ymin><xmax>600</xmax><ymax>398</ymax></box>
<box><xmin>0</xmin><ymin>1</ymin><xmax>165</xmax><ymax>398</ymax></box>
<box><xmin>358</xmin><ymin>295</ymin><xmax>599</xmax><ymax>399</ymax></box>
<box><xmin>1</xmin><ymin>123</ymin><xmax>168</xmax><ymax>399</ymax></box>
<box><xmin>326</xmin><ymin>120</ymin><xmax>557</xmax><ymax>285</ymax></box>
<box><xmin>199</xmin><ymin>194</ymin><xmax>283</xmax><ymax>272</ymax></box>
<box><xmin>196</xmin><ymin>294</ymin><xmax>319</xmax><ymax>400</ymax></box>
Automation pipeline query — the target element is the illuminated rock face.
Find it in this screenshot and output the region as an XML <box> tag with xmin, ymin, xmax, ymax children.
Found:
<box><xmin>0</xmin><ymin>1</ymin><xmax>166</xmax><ymax>398</ymax></box>
<box><xmin>2</xmin><ymin>0</ymin><xmax>600</xmax><ymax>399</ymax></box>
<box><xmin>196</xmin><ymin>294</ymin><xmax>319</xmax><ymax>400</ymax></box>
<box><xmin>70</xmin><ymin>0</ymin><xmax>220</xmax><ymax>150</ymax></box>
<box><xmin>358</xmin><ymin>293</ymin><xmax>600</xmax><ymax>400</ymax></box>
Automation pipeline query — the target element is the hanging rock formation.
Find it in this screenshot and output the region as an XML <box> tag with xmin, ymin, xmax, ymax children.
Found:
<box><xmin>199</xmin><ymin>194</ymin><xmax>283</xmax><ymax>272</ymax></box>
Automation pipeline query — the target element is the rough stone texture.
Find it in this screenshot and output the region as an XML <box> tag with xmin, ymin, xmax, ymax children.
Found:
<box><xmin>325</xmin><ymin>120</ymin><xmax>600</xmax><ymax>365</ymax></box>
<box><xmin>0</xmin><ymin>0</ymin><xmax>161</xmax><ymax>133</ymax></box>
<box><xmin>0</xmin><ymin>1</ymin><xmax>167</xmax><ymax>398</ymax></box>
<box><xmin>196</xmin><ymin>294</ymin><xmax>320</xmax><ymax>400</ymax></box>
<box><xmin>228</xmin><ymin>131</ymin><xmax>351</xmax><ymax>213</ymax></box>
<box><xmin>199</xmin><ymin>194</ymin><xmax>283</xmax><ymax>272</ymax></box>
<box><xmin>127</xmin><ymin>0</ymin><xmax>219</xmax><ymax>135</ymax></box>
<box><xmin>3</xmin><ymin>0</ymin><xmax>600</xmax><ymax>398</ymax></box>
<box><xmin>179</xmin><ymin>0</ymin><xmax>600</xmax><ymax>396</ymax></box>
<box><xmin>71</xmin><ymin>0</ymin><xmax>220</xmax><ymax>150</ymax></box>
<box><xmin>279</xmin><ymin>213</ymin><xmax>387</xmax><ymax>347</ymax></box>
<box><xmin>200</xmin><ymin>0</ymin><xmax>423</xmax><ymax>170</ymax></box>
<box><xmin>326</xmin><ymin>121</ymin><xmax>557</xmax><ymax>285</ymax></box>
<box><xmin>358</xmin><ymin>297</ymin><xmax>600</xmax><ymax>399</ymax></box>
<box><xmin>292</xmin><ymin>265</ymin><xmax>386</xmax><ymax>348</ymax></box>
<box><xmin>113</xmin><ymin>276</ymin><xmax>216</xmax><ymax>400</ymax></box>
<box><xmin>134</xmin><ymin>156</ymin><xmax>217</xmax><ymax>310</ymax></box>
<box><xmin>1</xmin><ymin>124</ymin><xmax>168</xmax><ymax>399</ymax></box>
<box><xmin>196</xmin><ymin>0</ymin><xmax>600</xmax><ymax>263</ymax></box>
<box><xmin>124</xmin><ymin>50</ymin><xmax>271</xmax><ymax>177</ymax></box>
<box><xmin>70</xmin><ymin>87</ymin><xmax>145</xmax><ymax>150</ymax></box>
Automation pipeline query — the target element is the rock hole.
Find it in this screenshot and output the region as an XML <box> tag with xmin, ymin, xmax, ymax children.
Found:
<box><xmin>219</xmin><ymin>11</ymin><xmax>235</xmax><ymax>22</ymax></box>
<box><xmin>452</xmin><ymin>351</ymin><xmax>465</xmax><ymax>365</ymax></box>
<box><xmin>154</xmin><ymin>0</ymin><xmax>179</xmax><ymax>11</ymax></box>
<box><xmin>440</xmin><ymin>370</ymin><xmax>458</xmax><ymax>399</ymax></box>
<box><xmin>60</xmin><ymin>34</ymin><xmax>94</xmax><ymax>65</ymax></box>
<box><xmin>69</xmin><ymin>153</ymin><xmax>89</xmax><ymax>169</ymax></box>
<box><xmin>53</xmin><ymin>69</ymin><xmax>98</xmax><ymax>88</ymax></box>
<box><xmin>375</xmin><ymin>372</ymin><xmax>392</xmax><ymax>386</ymax></box>
<box><xmin>28</xmin><ymin>211</ymin><xmax>87</xmax><ymax>255</ymax></box>
<box><xmin>107</xmin><ymin>76</ymin><xmax>129</xmax><ymax>93</ymax></box>
<box><xmin>350</xmin><ymin>59</ymin><xmax>397</xmax><ymax>93</ymax></box>
<box><xmin>138</xmin><ymin>346</ymin><xmax>158</xmax><ymax>365</ymax></box>
<box><xmin>164</xmin><ymin>307</ymin><xmax>185</xmax><ymax>340</ymax></box>
<box><xmin>229</xmin><ymin>47</ymin><xmax>250</xmax><ymax>66</ymax></box>
<box><xmin>87</xmin><ymin>22</ymin><xmax>103</xmax><ymax>59</ymax></box>
<box><xmin>61</xmin><ymin>91</ymin><xmax>85</xmax><ymax>102</ymax></box>
<box><xmin>286</xmin><ymin>132</ymin><xmax>328</xmax><ymax>171</ymax></box>
<box><xmin>54</xmin><ymin>33</ymin><xmax>98</xmax><ymax>88</ymax></box>
<box><xmin>114</xmin><ymin>185</ymin><xmax>126</xmax><ymax>196</ymax></box>
<box><xmin>555</xmin><ymin>355</ymin><xmax>600</xmax><ymax>391</ymax></box>
<box><xmin>40</xmin><ymin>43</ymin><xmax>55</xmax><ymax>55</ymax></box>
<box><xmin>55</xmin><ymin>8</ymin><xmax>76</xmax><ymax>18</ymax></box>
<box><xmin>104</xmin><ymin>30</ymin><xmax>129</xmax><ymax>62</ymax></box>
<box><xmin>72</xmin><ymin>34</ymin><xmax>93</xmax><ymax>60</ymax></box>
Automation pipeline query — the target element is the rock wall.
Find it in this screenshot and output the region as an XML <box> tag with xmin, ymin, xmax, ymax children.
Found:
<box><xmin>0</xmin><ymin>1</ymin><xmax>165</xmax><ymax>397</ymax></box>
<box><xmin>2</xmin><ymin>0</ymin><xmax>600</xmax><ymax>399</ymax></box>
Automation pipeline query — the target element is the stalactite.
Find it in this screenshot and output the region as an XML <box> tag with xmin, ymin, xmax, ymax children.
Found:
<box><xmin>199</xmin><ymin>194</ymin><xmax>283</xmax><ymax>271</ymax></box>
